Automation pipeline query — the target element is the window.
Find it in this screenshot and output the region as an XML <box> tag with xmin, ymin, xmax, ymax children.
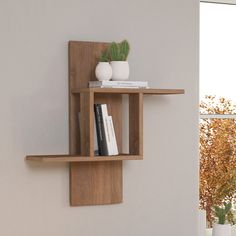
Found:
<box><xmin>200</xmin><ymin>2</ymin><xmax>236</xmax><ymax>226</ymax></box>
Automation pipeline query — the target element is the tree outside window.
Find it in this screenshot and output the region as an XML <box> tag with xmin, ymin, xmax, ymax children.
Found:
<box><xmin>200</xmin><ymin>2</ymin><xmax>236</xmax><ymax>227</ymax></box>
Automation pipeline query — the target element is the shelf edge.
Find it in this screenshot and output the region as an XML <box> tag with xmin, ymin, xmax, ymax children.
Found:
<box><xmin>25</xmin><ymin>154</ymin><xmax>143</xmax><ymax>163</ymax></box>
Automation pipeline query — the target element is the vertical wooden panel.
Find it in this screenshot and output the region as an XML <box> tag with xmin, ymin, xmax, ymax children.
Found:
<box><xmin>71</xmin><ymin>161</ymin><xmax>122</xmax><ymax>206</ymax></box>
<box><xmin>69</xmin><ymin>41</ymin><xmax>123</xmax><ymax>206</ymax></box>
<box><xmin>80</xmin><ymin>92</ymin><xmax>94</xmax><ymax>156</ymax></box>
<box><xmin>129</xmin><ymin>93</ymin><xmax>143</xmax><ymax>155</ymax></box>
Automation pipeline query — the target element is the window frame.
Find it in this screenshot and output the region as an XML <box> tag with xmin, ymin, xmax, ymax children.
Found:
<box><xmin>201</xmin><ymin>0</ymin><xmax>236</xmax><ymax>5</ymax></box>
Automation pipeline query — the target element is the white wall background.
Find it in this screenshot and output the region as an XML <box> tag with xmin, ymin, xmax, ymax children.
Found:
<box><xmin>0</xmin><ymin>0</ymin><xmax>199</xmax><ymax>235</ymax></box>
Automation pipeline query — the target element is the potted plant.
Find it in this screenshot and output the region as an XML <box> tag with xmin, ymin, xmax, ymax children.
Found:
<box><xmin>109</xmin><ymin>40</ymin><xmax>130</xmax><ymax>81</ymax></box>
<box><xmin>213</xmin><ymin>202</ymin><xmax>232</xmax><ymax>236</ymax></box>
<box><xmin>95</xmin><ymin>50</ymin><xmax>112</xmax><ymax>81</ymax></box>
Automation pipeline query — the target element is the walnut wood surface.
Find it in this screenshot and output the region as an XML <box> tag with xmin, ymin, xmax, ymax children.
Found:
<box><xmin>69</xmin><ymin>41</ymin><xmax>123</xmax><ymax>206</ymax></box>
<box><xmin>129</xmin><ymin>93</ymin><xmax>143</xmax><ymax>155</ymax></box>
<box><xmin>26</xmin><ymin>154</ymin><xmax>143</xmax><ymax>162</ymax></box>
<box><xmin>80</xmin><ymin>92</ymin><xmax>94</xmax><ymax>156</ymax></box>
<box><xmin>72</xmin><ymin>88</ymin><xmax>185</xmax><ymax>94</ymax></box>
<box><xmin>71</xmin><ymin>161</ymin><xmax>122</xmax><ymax>206</ymax></box>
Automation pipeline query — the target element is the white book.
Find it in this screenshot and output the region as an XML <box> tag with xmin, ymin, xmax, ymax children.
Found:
<box><xmin>89</xmin><ymin>80</ymin><xmax>148</xmax><ymax>88</ymax></box>
<box><xmin>100</xmin><ymin>104</ymin><xmax>113</xmax><ymax>156</ymax></box>
<box><xmin>108</xmin><ymin>116</ymin><xmax>118</xmax><ymax>155</ymax></box>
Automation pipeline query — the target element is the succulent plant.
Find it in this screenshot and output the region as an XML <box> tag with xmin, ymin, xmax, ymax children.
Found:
<box><xmin>109</xmin><ymin>40</ymin><xmax>130</xmax><ymax>61</ymax></box>
<box><xmin>214</xmin><ymin>202</ymin><xmax>232</xmax><ymax>224</ymax></box>
<box><xmin>98</xmin><ymin>40</ymin><xmax>130</xmax><ymax>62</ymax></box>
<box><xmin>120</xmin><ymin>40</ymin><xmax>130</xmax><ymax>60</ymax></box>
<box><xmin>99</xmin><ymin>50</ymin><xmax>109</xmax><ymax>62</ymax></box>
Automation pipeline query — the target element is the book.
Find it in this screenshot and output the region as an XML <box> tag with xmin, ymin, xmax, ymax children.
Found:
<box><xmin>93</xmin><ymin>116</ymin><xmax>99</xmax><ymax>156</ymax></box>
<box><xmin>94</xmin><ymin>104</ymin><xmax>119</xmax><ymax>156</ymax></box>
<box><xmin>89</xmin><ymin>80</ymin><xmax>148</xmax><ymax>88</ymax></box>
<box><xmin>94</xmin><ymin>104</ymin><xmax>108</xmax><ymax>155</ymax></box>
<box><xmin>108</xmin><ymin>116</ymin><xmax>118</xmax><ymax>155</ymax></box>
<box><xmin>100</xmin><ymin>104</ymin><xmax>114</xmax><ymax>156</ymax></box>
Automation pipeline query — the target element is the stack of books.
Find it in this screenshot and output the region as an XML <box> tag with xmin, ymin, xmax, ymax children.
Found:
<box><xmin>89</xmin><ymin>80</ymin><xmax>148</xmax><ymax>89</ymax></box>
<box><xmin>94</xmin><ymin>104</ymin><xmax>118</xmax><ymax>156</ymax></box>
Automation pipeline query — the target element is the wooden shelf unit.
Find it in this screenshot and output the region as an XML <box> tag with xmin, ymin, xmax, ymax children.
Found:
<box><xmin>26</xmin><ymin>41</ymin><xmax>184</xmax><ymax>207</ymax></box>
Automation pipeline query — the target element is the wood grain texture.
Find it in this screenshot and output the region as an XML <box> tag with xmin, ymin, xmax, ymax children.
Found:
<box><xmin>26</xmin><ymin>154</ymin><xmax>143</xmax><ymax>162</ymax></box>
<box><xmin>72</xmin><ymin>88</ymin><xmax>185</xmax><ymax>95</ymax></box>
<box><xmin>71</xmin><ymin>161</ymin><xmax>122</xmax><ymax>206</ymax></box>
<box><xmin>129</xmin><ymin>93</ymin><xmax>143</xmax><ymax>155</ymax></box>
<box><xmin>69</xmin><ymin>41</ymin><xmax>123</xmax><ymax>206</ymax></box>
<box><xmin>80</xmin><ymin>92</ymin><xmax>94</xmax><ymax>156</ymax></box>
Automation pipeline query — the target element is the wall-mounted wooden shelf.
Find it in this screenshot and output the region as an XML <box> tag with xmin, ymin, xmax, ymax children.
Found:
<box><xmin>72</xmin><ymin>88</ymin><xmax>185</xmax><ymax>95</ymax></box>
<box><xmin>26</xmin><ymin>40</ymin><xmax>184</xmax><ymax>207</ymax></box>
<box><xmin>26</xmin><ymin>154</ymin><xmax>143</xmax><ymax>162</ymax></box>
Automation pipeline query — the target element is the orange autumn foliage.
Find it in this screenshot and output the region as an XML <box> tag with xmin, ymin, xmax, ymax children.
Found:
<box><xmin>200</xmin><ymin>96</ymin><xmax>236</xmax><ymax>227</ymax></box>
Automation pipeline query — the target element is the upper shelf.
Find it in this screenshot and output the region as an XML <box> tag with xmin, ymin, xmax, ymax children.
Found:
<box><xmin>71</xmin><ymin>88</ymin><xmax>185</xmax><ymax>95</ymax></box>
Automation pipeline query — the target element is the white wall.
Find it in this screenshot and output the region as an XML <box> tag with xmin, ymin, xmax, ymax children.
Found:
<box><xmin>0</xmin><ymin>0</ymin><xmax>199</xmax><ymax>235</ymax></box>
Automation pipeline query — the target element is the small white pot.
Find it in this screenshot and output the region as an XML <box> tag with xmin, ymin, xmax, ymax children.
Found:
<box><xmin>206</xmin><ymin>228</ymin><xmax>212</xmax><ymax>236</ymax></box>
<box><xmin>213</xmin><ymin>224</ymin><xmax>231</xmax><ymax>236</ymax></box>
<box><xmin>110</xmin><ymin>61</ymin><xmax>129</xmax><ymax>81</ymax></box>
<box><xmin>95</xmin><ymin>62</ymin><xmax>112</xmax><ymax>81</ymax></box>
<box><xmin>232</xmin><ymin>225</ymin><xmax>236</xmax><ymax>236</ymax></box>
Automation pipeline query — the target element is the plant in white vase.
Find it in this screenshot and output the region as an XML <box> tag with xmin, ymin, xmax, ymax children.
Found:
<box><xmin>109</xmin><ymin>40</ymin><xmax>130</xmax><ymax>81</ymax></box>
<box><xmin>213</xmin><ymin>202</ymin><xmax>232</xmax><ymax>236</ymax></box>
<box><xmin>95</xmin><ymin>51</ymin><xmax>112</xmax><ymax>81</ymax></box>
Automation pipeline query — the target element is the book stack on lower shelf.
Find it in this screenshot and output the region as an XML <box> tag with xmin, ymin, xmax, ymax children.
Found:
<box><xmin>94</xmin><ymin>104</ymin><xmax>118</xmax><ymax>156</ymax></box>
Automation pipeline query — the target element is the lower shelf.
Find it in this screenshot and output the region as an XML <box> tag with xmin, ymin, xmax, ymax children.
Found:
<box><xmin>25</xmin><ymin>154</ymin><xmax>143</xmax><ymax>163</ymax></box>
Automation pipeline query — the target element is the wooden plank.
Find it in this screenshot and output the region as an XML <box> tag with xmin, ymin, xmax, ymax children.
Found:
<box><xmin>69</xmin><ymin>41</ymin><xmax>109</xmax><ymax>88</ymax></box>
<box><xmin>72</xmin><ymin>161</ymin><xmax>122</xmax><ymax>206</ymax></box>
<box><xmin>26</xmin><ymin>154</ymin><xmax>143</xmax><ymax>162</ymax></box>
<box><xmin>69</xmin><ymin>41</ymin><xmax>123</xmax><ymax>206</ymax></box>
<box><xmin>72</xmin><ymin>88</ymin><xmax>185</xmax><ymax>95</ymax></box>
<box><xmin>80</xmin><ymin>92</ymin><xmax>94</xmax><ymax>156</ymax></box>
<box><xmin>129</xmin><ymin>93</ymin><xmax>143</xmax><ymax>155</ymax></box>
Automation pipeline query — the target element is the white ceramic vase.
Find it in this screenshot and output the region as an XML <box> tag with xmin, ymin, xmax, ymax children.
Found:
<box><xmin>95</xmin><ymin>62</ymin><xmax>112</xmax><ymax>81</ymax></box>
<box><xmin>213</xmin><ymin>224</ymin><xmax>231</xmax><ymax>236</ymax></box>
<box><xmin>206</xmin><ymin>228</ymin><xmax>212</xmax><ymax>236</ymax></box>
<box><xmin>110</xmin><ymin>61</ymin><xmax>129</xmax><ymax>81</ymax></box>
<box><xmin>198</xmin><ymin>209</ymin><xmax>206</xmax><ymax>236</ymax></box>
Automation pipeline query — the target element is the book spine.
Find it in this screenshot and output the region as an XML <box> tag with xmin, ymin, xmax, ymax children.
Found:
<box><xmin>101</xmin><ymin>104</ymin><xmax>113</xmax><ymax>156</ymax></box>
<box><xmin>93</xmin><ymin>115</ymin><xmax>99</xmax><ymax>156</ymax></box>
<box><xmin>89</xmin><ymin>81</ymin><xmax>148</xmax><ymax>87</ymax></box>
<box><xmin>94</xmin><ymin>104</ymin><xmax>108</xmax><ymax>156</ymax></box>
<box><xmin>108</xmin><ymin>116</ymin><xmax>118</xmax><ymax>155</ymax></box>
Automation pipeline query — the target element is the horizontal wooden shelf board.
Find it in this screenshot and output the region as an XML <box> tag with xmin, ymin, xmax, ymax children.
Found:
<box><xmin>26</xmin><ymin>154</ymin><xmax>143</xmax><ymax>163</ymax></box>
<box><xmin>71</xmin><ymin>88</ymin><xmax>185</xmax><ymax>95</ymax></box>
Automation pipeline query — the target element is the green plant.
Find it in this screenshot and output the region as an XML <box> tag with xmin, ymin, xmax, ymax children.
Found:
<box><xmin>109</xmin><ymin>40</ymin><xmax>130</xmax><ymax>61</ymax></box>
<box><xmin>99</xmin><ymin>51</ymin><xmax>109</xmax><ymax>62</ymax></box>
<box><xmin>214</xmin><ymin>202</ymin><xmax>232</xmax><ymax>224</ymax></box>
